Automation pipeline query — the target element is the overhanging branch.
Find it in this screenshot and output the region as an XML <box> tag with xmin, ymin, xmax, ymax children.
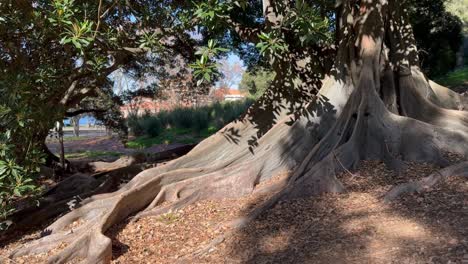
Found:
<box><xmin>65</xmin><ymin>108</ymin><xmax>109</xmax><ymax>117</ymax></box>
<box><xmin>225</xmin><ymin>17</ymin><xmax>261</xmax><ymax>43</ymax></box>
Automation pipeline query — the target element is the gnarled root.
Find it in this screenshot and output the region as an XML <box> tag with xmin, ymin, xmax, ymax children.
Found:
<box><xmin>182</xmin><ymin>80</ymin><xmax>468</xmax><ymax>260</ymax></box>
<box><xmin>8</xmin><ymin>6</ymin><xmax>468</xmax><ymax>259</ymax></box>
<box><xmin>8</xmin><ymin>152</ymin><xmax>280</xmax><ymax>263</ymax></box>
<box><xmin>383</xmin><ymin>161</ymin><xmax>468</xmax><ymax>202</ymax></box>
<box><xmin>0</xmin><ymin>165</ymin><xmax>146</xmax><ymax>243</ymax></box>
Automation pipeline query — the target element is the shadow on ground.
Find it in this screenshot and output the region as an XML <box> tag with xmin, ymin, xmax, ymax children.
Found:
<box><xmin>203</xmin><ymin>160</ymin><xmax>467</xmax><ymax>264</ymax></box>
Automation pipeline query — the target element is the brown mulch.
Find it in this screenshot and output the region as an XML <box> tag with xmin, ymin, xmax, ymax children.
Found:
<box><xmin>1</xmin><ymin>159</ymin><xmax>467</xmax><ymax>263</ymax></box>
<box><xmin>108</xmin><ymin>158</ymin><xmax>467</xmax><ymax>264</ymax></box>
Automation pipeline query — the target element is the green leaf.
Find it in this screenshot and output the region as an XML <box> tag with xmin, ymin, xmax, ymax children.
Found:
<box><xmin>71</xmin><ymin>39</ymin><xmax>82</xmax><ymax>49</ymax></box>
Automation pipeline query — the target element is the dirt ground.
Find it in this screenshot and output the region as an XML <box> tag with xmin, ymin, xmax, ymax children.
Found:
<box><xmin>1</xmin><ymin>158</ymin><xmax>466</xmax><ymax>264</ymax></box>
<box><xmin>109</xmin><ymin>159</ymin><xmax>468</xmax><ymax>264</ymax></box>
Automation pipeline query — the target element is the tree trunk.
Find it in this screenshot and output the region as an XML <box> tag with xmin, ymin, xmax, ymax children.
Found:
<box><xmin>71</xmin><ymin>116</ymin><xmax>80</xmax><ymax>137</ymax></box>
<box><xmin>10</xmin><ymin>0</ymin><xmax>468</xmax><ymax>263</ymax></box>
<box><xmin>57</xmin><ymin>121</ymin><xmax>65</xmax><ymax>171</ymax></box>
<box><xmin>463</xmin><ymin>35</ymin><xmax>468</xmax><ymax>66</ymax></box>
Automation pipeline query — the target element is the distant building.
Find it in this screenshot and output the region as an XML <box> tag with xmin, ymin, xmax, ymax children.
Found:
<box><xmin>212</xmin><ymin>88</ymin><xmax>246</xmax><ymax>102</ymax></box>
<box><xmin>120</xmin><ymin>96</ymin><xmax>193</xmax><ymax>118</ymax></box>
<box><xmin>223</xmin><ymin>89</ymin><xmax>246</xmax><ymax>101</ymax></box>
<box><xmin>120</xmin><ymin>88</ymin><xmax>246</xmax><ymax>118</ymax></box>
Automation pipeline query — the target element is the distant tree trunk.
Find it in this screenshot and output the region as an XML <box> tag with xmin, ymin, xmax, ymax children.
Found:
<box><xmin>71</xmin><ymin>115</ymin><xmax>80</xmax><ymax>137</ymax></box>
<box><xmin>464</xmin><ymin>35</ymin><xmax>468</xmax><ymax>66</ymax></box>
<box><xmin>57</xmin><ymin>121</ymin><xmax>65</xmax><ymax>170</ymax></box>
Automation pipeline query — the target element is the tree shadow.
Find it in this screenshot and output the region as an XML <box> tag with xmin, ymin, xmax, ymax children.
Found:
<box><xmin>216</xmin><ymin>159</ymin><xmax>467</xmax><ymax>263</ymax></box>
<box><xmin>107</xmin><ymin>227</ymin><xmax>130</xmax><ymax>260</ymax></box>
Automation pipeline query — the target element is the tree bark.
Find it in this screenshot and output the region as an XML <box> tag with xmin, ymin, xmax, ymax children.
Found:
<box><xmin>57</xmin><ymin>121</ymin><xmax>66</xmax><ymax>171</ymax></box>
<box><xmin>71</xmin><ymin>116</ymin><xmax>80</xmax><ymax>137</ymax></box>
<box><xmin>457</xmin><ymin>35</ymin><xmax>468</xmax><ymax>67</ymax></box>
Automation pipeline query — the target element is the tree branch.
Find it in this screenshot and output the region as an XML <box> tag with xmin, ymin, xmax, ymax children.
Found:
<box><xmin>225</xmin><ymin>17</ymin><xmax>261</xmax><ymax>43</ymax></box>
<box><xmin>60</xmin><ymin>80</ymin><xmax>79</xmax><ymax>105</ymax></box>
<box><xmin>93</xmin><ymin>0</ymin><xmax>103</xmax><ymax>38</ymax></box>
<box><xmin>65</xmin><ymin>108</ymin><xmax>108</xmax><ymax>117</ymax></box>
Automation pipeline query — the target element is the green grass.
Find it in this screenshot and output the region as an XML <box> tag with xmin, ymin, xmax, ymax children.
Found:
<box><xmin>199</xmin><ymin>126</ymin><xmax>218</xmax><ymax>138</ymax></box>
<box><xmin>126</xmin><ymin>136</ymin><xmax>165</xmax><ymax>149</ymax></box>
<box><xmin>126</xmin><ymin>126</ymin><xmax>219</xmax><ymax>149</ymax></box>
<box><xmin>64</xmin><ymin>150</ymin><xmax>122</xmax><ymax>159</ymax></box>
<box><xmin>47</xmin><ymin>136</ymin><xmax>109</xmax><ymax>142</ymax></box>
<box><xmin>435</xmin><ymin>66</ymin><xmax>468</xmax><ymax>87</ymax></box>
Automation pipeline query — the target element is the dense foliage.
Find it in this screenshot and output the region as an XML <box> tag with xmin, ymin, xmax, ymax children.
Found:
<box><xmin>0</xmin><ymin>0</ymin><xmax>196</xmax><ymax>222</ymax></box>
<box><xmin>446</xmin><ymin>0</ymin><xmax>468</xmax><ymax>66</ymax></box>
<box><xmin>446</xmin><ymin>0</ymin><xmax>468</xmax><ymax>34</ymax></box>
<box><xmin>408</xmin><ymin>0</ymin><xmax>463</xmax><ymax>77</ymax></box>
<box><xmin>239</xmin><ymin>69</ymin><xmax>276</xmax><ymax>99</ymax></box>
<box><xmin>0</xmin><ymin>89</ymin><xmax>44</xmax><ymax>228</ymax></box>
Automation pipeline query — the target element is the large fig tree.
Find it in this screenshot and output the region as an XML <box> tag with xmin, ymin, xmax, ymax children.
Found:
<box><xmin>7</xmin><ymin>0</ymin><xmax>468</xmax><ymax>262</ymax></box>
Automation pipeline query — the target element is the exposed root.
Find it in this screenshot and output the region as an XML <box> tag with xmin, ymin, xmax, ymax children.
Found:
<box><xmin>9</xmin><ymin>155</ymin><xmax>272</xmax><ymax>263</ymax></box>
<box><xmin>383</xmin><ymin>161</ymin><xmax>468</xmax><ymax>202</ymax></box>
<box><xmin>1</xmin><ymin>165</ymin><xmax>146</xmax><ymax>242</ymax></box>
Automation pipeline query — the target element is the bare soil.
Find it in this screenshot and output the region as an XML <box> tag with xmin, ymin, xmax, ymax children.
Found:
<box><xmin>2</xmin><ymin>159</ymin><xmax>465</xmax><ymax>263</ymax></box>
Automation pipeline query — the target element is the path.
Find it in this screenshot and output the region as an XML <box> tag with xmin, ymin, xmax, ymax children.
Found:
<box><xmin>46</xmin><ymin>136</ymin><xmax>186</xmax><ymax>157</ymax></box>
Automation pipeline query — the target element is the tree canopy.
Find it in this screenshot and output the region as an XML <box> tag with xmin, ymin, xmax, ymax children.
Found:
<box><xmin>446</xmin><ymin>0</ymin><xmax>468</xmax><ymax>34</ymax></box>
<box><xmin>239</xmin><ymin>69</ymin><xmax>275</xmax><ymax>99</ymax></box>
<box><xmin>408</xmin><ymin>0</ymin><xmax>463</xmax><ymax>76</ymax></box>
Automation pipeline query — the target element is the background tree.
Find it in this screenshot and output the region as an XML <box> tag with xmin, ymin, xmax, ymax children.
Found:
<box><xmin>446</xmin><ymin>0</ymin><xmax>468</xmax><ymax>67</ymax></box>
<box><xmin>217</xmin><ymin>57</ymin><xmax>245</xmax><ymax>89</ymax></box>
<box><xmin>239</xmin><ymin>69</ymin><xmax>276</xmax><ymax>99</ymax></box>
<box><xmin>408</xmin><ymin>0</ymin><xmax>463</xmax><ymax>77</ymax></box>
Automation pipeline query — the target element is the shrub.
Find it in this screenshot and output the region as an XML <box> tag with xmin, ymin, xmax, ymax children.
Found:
<box><xmin>0</xmin><ymin>92</ymin><xmax>46</xmax><ymax>230</ymax></box>
<box><xmin>126</xmin><ymin>99</ymin><xmax>253</xmax><ymax>139</ymax></box>
<box><xmin>171</xmin><ymin>108</ymin><xmax>194</xmax><ymax>129</ymax></box>
<box><xmin>192</xmin><ymin>108</ymin><xmax>210</xmax><ymax>132</ymax></box>
<box><xmin>127</xmin><ymin>114</ymin><xmax>145</xmax><ymax>136</ymax></box>
<box><xmin>141</xmin><ymin>116</ymin><xmax>163</xmax><ymax>137</ymax></box>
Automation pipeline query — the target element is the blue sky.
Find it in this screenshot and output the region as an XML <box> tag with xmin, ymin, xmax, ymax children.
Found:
<box><xmin>218</xmin><ymin>53</ymin><xmax>245</xmax><ymax>89</ymax></box>
<box><xmin>111</xmin><ymin>52</ymin><xmax>245</xmax><ymax>93</ymax></box>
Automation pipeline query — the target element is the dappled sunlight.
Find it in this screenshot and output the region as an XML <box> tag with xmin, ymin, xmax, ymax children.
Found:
<box><xmin>197</xmin><ymin>160</ymin><xmax>467</xmax><ymax>264</ymax></box>
<box><xmin>337</xmin><ymin>193</ymin><xmax>434</xmax><ymax>263</ymax></box>
<box><xmin>1</xmin><ymin>0</ymin><xmax>467</xmax><ymax>262</ymax></box>
<box><xmin>258</xmin><ymin>229</ymin><xmax>293</xmax><ymax>254</ymax></box>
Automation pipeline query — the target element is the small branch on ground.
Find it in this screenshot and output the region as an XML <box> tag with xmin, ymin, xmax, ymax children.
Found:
<box><xmin>383</xmin><ymin>161</ymin><xmax>468</xmax><ymax>202</ymax></box>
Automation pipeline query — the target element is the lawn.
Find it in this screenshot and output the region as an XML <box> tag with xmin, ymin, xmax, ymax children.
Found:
<box><xmin>65</xmin><ymin>150</ymin><xmax>122</xmax><ymax>159</ymax></box>
<box><xmin>435</xmin><ymin>66</ymin><xmax>468</xmax><ymax>88</ymax></box>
